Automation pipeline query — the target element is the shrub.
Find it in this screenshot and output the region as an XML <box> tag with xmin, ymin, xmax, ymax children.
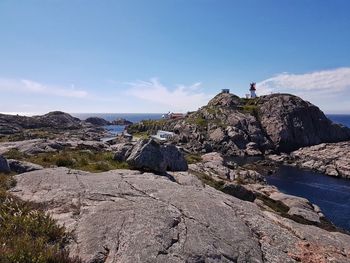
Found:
<box><xmin>55</xmin><ymin>157</ymin><xmax>75</xmax><ymax>167</ymax></box>
<box><xmin>185</xmin><ymin>154</ymin><xmax>203</xmax><ymax>164</ymax></box>
<box><xmin>0</xmin><ymin>174</ymin><xmax>81</xmax><ymax>262</ymax></box>
<box><xmin>3</xmin><ymin>149</ymin><xmax>28</xmax><ymax>160</ymax></box>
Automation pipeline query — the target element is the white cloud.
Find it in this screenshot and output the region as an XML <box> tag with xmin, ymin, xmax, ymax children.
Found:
<box><xmin>257</xmin><ymin>67</ymin><xmax>350</xmax><ymax>97</ymax></box>
<box><xmin>126</xmin><ymin>78</ymin><xmax>212</xmax><ymax>112</ymax></box>
<box><xmin>0</xmin><ymin>78</ymin><xmax>88</xmax><ymax>98</ymax></box>
<box><xmin>256</xmin><ymin>67</ymin><xmax>350</xmax><ymax>113</ymax></box>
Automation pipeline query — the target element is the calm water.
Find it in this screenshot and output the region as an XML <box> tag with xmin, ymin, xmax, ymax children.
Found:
<box><xmin>267</xmin><ymin>166</ymin><xmax>350</xmax><ymax>231</ymax></box>
<box><xmin>268</xmin><ymin>114</ymin><xmax>350</xmax><ymax>231</ymax></box>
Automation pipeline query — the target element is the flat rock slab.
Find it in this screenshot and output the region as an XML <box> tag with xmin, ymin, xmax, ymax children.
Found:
<box><xmin>11</xmin><ymin>168</ymin><xmax>350</xmax><ymax>263</ymax></box>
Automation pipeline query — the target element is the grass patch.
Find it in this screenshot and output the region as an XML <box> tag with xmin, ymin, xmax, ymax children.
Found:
<box><xmin>185</xmin><ymin>153</ymin><xmax>203</xmax><ymax>164</ymax></box>
<box><xmin>0</xmin><ymin>129</ymin><xmax>60</xmax><ymax>142</ymax></box>
<box><xmin>3</xmin><ymin>148</ymin><xmax>28</xmax><ymax>160</ymax></box>
<box><xmin>242</xmin><ymin>105</ymin><xmax>258</xmax><ymax>115</ymax></box>
<box><xmin>4</xmin><ymin>149</ymin><xmax>129</xmax><ymax>173</ymax></box>
<box><xmin>132</xmin><ymin>131</ymin><xmax>149</xmax><ymax>140</ymax></box>
<box><xmin>189</xmin><ymin>170</ymin><xmax>225</xmax><ymax>191</ymax></box>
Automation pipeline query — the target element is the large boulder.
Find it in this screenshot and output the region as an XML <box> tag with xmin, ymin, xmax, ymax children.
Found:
<box><xmin>10</xmin><ymin>168</ymin><xmax>350</xmax><ymax>262</ymax></box>
<box><xmin>126</xmin><ymin>139</ymin><xmax>167</xmax><ymax>173</ymax></box>
<box><xmin>126</xmin><ymin>140</ymin><xmax>188</xmax><ymax>173</ymax></box>
<box><xmin>0</xmin><ymin>155</ymin><xmax>10</xmax><ymax>173</ymax></box>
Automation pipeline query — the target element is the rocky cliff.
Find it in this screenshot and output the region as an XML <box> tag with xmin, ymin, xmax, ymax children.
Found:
<box><xmin>128</xmin><ymin>93</ymin><xmax>350</xmax><ymax>155</ymax></box>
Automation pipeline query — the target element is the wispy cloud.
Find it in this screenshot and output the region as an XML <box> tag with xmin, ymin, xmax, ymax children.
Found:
<box><xmin>126</xmin><ymin>78</ymin><xmax>212</xmax><ymax>112</ymax></box>
<box><xmin>0</xmin><ymin>78</ymin><xmax>88</xmax><ymax>98</ymax></box>
<box><xmin>257</xmin><ymin>67</ymin><xmax>350</xmax><ymax>97</ymax></box>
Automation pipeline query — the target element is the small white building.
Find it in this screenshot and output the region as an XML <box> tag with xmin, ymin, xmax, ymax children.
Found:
<box><xmin>151</xmin><ymin>130</ymin><xmax>175</xmax><ymax>142</ymax></box>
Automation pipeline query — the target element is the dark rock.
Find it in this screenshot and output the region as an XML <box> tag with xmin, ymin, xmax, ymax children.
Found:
<box><xmin>126</xmin><ymin>139</ymin><xmax>167</xmax><ymax>173</ymax></box>
<box><xmin>221</xmin><ymin>183</ymin><xmax>256</xmax><ymax>202</ymax></box>
<box><xmin>113</xmin><ymin>143</ymin><xmax>134</xmax><ymax>162</ymax></box>
<box><xmin>8</xmin><ymin>159</ymin><xmax>43</xmax><ymax>174</ymax></box>
<box><xmin>85</xmin><ymin>117</ymin><xmax>111</xmax><ymax>126</ymax></box>
<box><xmin>0</xmin><ymin>155</ymin><xmax>10</xmax><ymax>173</ymax></box>
<box><xmin>126</xmin><ymin>139</ymin><xmax>188</xmax><ymax>173</ymax></box>
<box><xmin>161</xmin><ymin>144</ymin><xmax>188</xmax><ymax>171</ymax></box>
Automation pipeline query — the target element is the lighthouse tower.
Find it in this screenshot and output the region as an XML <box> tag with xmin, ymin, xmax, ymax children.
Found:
<box><xmin>250</xmin><ymin>82</ymin><xmax>257</xmax><ymax>98</ymax></box>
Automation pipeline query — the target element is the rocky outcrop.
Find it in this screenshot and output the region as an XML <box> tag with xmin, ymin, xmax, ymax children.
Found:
<box><xmin>0</xmin><ymin>155</ymin><xmax>10</xmax><ymax>173</ymax></box>
<box><xmin>10</xmin><ymin>167</ymin><xmax>350</xmax><ymax>262</ymax></box>
<box><xmin>285</xmin><ymin>142</ymin><xmax>350</xmax><ymax>179</ymax></box>
<box><xmin>85</xmin><ymin>117</ymin><xmax>111</xmax><ymax>126</ymax></box>
<box><xmin>125</xmin><ymin>139</ymin><xmax>188</xmax><ymax>173</ymax></box>
<box><xmin>128</xmin><ymin>93</ymin><xmax>350</xmax><ymax>155</ymax></box>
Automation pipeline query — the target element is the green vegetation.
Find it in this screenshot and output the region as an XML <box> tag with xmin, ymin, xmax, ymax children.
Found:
<box><xmin>132</xmin><ymin>131</ymin><xmax>149</xmax><ymax>140</ymax></box>
<box><xmin>127</xmin><ymin>119</ymin><xmax>168</xmax><ymax>135</ymax></box>
<box><xmin>189</xmin><ymin>170</ymin><xmax>225</xmax><ymax>191</ymax></box>
<box><xmin>242</xmin><ymin>105</ymin><xmax>258</xmax><ymax>115</ymax></box>
<box><xmin>0</xmin><ymin>172</ymin><xmax>81</xmax><ymax>262</ymax></box>
<box><xmin>4</xmin><ymin>149</ymin><xmax>129</xmax><ymax>172</ymax></box>
<box><xmin>185</xmin><ymin>153</ymin><xmax>203</xmax><ymax>164</ymax></box>
<box><xmin>0</xmin><ymin>129</ymin><xmax>60</xmax><ymax>142</ymax></box>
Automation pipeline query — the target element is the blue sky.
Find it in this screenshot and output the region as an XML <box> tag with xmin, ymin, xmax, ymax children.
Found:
<box><xmin>1</xmin><ymin>0</ymin><xmax>350</xmax><ymax>114</ymax></box>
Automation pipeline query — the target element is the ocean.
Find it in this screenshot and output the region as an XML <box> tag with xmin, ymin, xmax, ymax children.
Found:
<box><xmin>327</xmin><ymin>114</ymin><xmax>350</xmax><ymax>128</ymax></box>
